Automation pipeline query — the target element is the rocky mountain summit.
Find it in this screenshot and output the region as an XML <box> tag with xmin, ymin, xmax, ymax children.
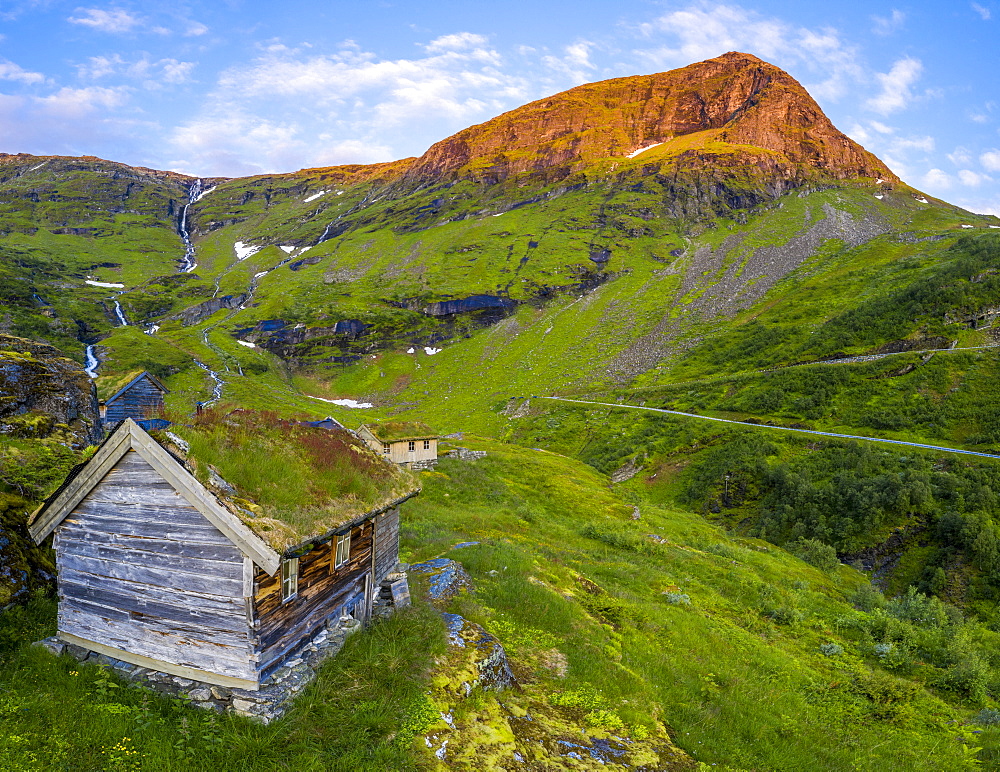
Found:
<box><xmin>403</xmin><ymin>51</ymin><xmax>896</xmax><ymax>184</ymax></box>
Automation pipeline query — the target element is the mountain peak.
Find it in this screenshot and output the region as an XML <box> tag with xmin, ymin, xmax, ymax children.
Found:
<box><xmin>405</xmin><ymin>53</ymin><xmax>896</xmax><ymax>185</ymax></box>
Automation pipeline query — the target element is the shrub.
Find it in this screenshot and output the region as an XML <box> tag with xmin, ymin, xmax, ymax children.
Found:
<box><xmin>789</xmin><ymin>537</ymin><xmax>840</xmax><ymax>572</ymax></box>
<box><xmin>663</xmin><ymin>592</ymin><xmax>691</xmax><ymax>606</ymax></box>
<box><xmin>972</xmin><ymin>708</ymin><xmax>1000</xmax><ymax>726</ymax></box>
<box><xmin>819</xmin><ymin>643</ymin><xmax>844</xmax><ymax>657</ymax></box>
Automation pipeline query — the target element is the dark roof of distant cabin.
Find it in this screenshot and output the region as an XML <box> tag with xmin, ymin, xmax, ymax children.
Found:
<box><xmin>99</xmin><ymin>370</ymin><xmax>169</xmax><ymax>404</ymax></box>
<box><xmin>363</xmin><ymin>421</ymin><xmax>437</xmax><ymax>442</ymax></box>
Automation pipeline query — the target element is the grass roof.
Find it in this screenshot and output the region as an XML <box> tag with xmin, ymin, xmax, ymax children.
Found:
<box><xmin>95</xmin><ymin>370</ymin><xmax>165</xmax><ymax>403</ymax></box>
<box><xmin>163</xmin><ymin>409</ymin><xmax>418</xmax><ymax>552</ymax></box>
<box><xmin>366</xmin><ymin>421</ymin><xmax>437</xmax><ymax>442</ymax></box>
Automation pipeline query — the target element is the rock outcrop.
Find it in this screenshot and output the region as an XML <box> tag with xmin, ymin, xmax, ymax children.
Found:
<box><xmin>405</xmin><ymin>51</ymin><xmax>896</xmax><ymax>185</ymax></box>
<box><xmin>0</xmin><ymin>334</ymin><xmax>101</xmax><ymax>447</ymax></box>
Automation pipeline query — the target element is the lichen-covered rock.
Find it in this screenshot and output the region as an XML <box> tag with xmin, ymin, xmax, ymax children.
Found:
<box><xmin>410</xmin><ymin>558</ymin><xmax>474</xmax><ymax>605</ymax></box>
<box><xmin>0</xmin><ymin>492</ymin><xmax>55</xmax><ymax>609</ymax></box>
<box><xmin>441</xmin><ymin>613</ymin><xmax>517</xmax><ymax>692</ymax></box>
<box><xmin>0</xmin><ymin>334</ymin><xmax>101</xmax><ymax>447</ymax></box>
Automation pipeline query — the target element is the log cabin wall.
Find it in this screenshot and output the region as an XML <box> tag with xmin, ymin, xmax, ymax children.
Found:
<box><xmin>104</xmin><ymin>377</ymin><xmax>165</xmax><ymax>425</ymax></box>
<box><xmin>374</xmin><ymin>506</ymin><xmax>400</xmax><ymax>585</ymax></box>
<box><xmin>54</xmin><ymin>450</ymin><xmax>256</xmax><ymax>684</ymax></box>
<box><xmin>252</xmin><ymin>518</ymin><xmax>374</xmax><ymax>676</ymax></box>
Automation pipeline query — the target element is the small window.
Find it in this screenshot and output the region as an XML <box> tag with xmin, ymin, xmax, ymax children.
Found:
<box><xmin>408</xmin><ymin>440</ymin><xmax>416</xmax><ymax>452</ymax></box>
<box><xmin>423</xmin><ymin>439</ymin><xmax>431</xmax><ymax>450</ymax></box>
<box><xmin>335</xmin><ymin>532</ymin><xmax>351</xmax><ymax>569</ymax></box>
<box><xmin>281</xmin><ymin>557</ymin><xmax>299</xmax><ymax>602</ymax></box>
<box><xmin>382</xmin><ymin>442</ymin><xmax>391</xmax><ymax>454</ymax></box>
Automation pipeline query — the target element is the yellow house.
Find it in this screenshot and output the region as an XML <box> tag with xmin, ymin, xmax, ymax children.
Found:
<box><xmin>358</xmin><ymin>421</ymin><xmax>438</xmax><ymax>469</ymax></box>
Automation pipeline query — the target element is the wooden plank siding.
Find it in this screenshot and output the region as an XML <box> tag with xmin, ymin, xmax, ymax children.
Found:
<box><xmin>374</xmin><ymin>507</ymin><xmax>400</xmax><ymax>585</ymax></box>
<box><xmin>104</xmin><ymin>377</ymin><xmax>165</xmax><ymax>425</ymax></box>
<box><xmin>56</xmin><ymin>451</ymin><xmax>256</xmax><ymax>683</ymax></box>
<box><xmin>252</xmin><ymin>519</ymin><xmax>374</xmax><ymax>674</ymax></box>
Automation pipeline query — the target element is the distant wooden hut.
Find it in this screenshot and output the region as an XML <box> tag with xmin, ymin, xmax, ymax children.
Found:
<box><xmin>358</xmin><ymin>421</ymin><xmax>438</xmax><ymax>469</ymax></box>
<box><xmin>98</xmin><ymin>371</ymin><xmax>168</xmax><ymax>427</ymax></box>
<box><xmin>28</xmin><ymin>415</ymin><xmax>417</xmax><ymax>690</ymax></box>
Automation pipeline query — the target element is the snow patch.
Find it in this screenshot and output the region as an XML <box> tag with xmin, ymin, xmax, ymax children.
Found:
<box><xmin>304</xmin><ymin>190</ymin><xmax>327</xmax><ymax>203</ymax></box>
<box><xmin>279</xmin><ymin>245</ymin><xmax>295</xmax><ymax>253</ymax></box>
<box><xmin>627</xmin><ymin>142</ymin><xmax>663</xmax><ymax>159</ymax></box>
<box><xmin>237</xmin><ymin>340</ymin><xmax>256</xmax><ymax>348</ymax></box>
<box><xmin>145</xmin><ymin>325</ymin><xmax>159</xmax><ymax>335</ymax></box>
<box><xmin>874</xmin><ymin>194</ymin><xmax>884</xmax><ymax>199</ymax></box>
<box><xmin>961</xmin><ymin>224</ymin><xmax>974</xmax><ymax>229</ymax></box>
<box><xmin>914</xmin><ymin>197</ymin><xmax>929</xmax><ymax>204</ymax></box>
<box><xmin>990</xmin><ymin>225</ymin><xmax>1000</xmax><ymax>229</ymax></box>
<box><xmin>307</xmin><ymin>396</ymin><xmax>373</xmax><ymax>409</ymax></box>
<box><xmin>407</xmin><ymin>347</ymin><xmax>415</xmax><ymax>354</ymax></box>
<box><xmin>254</xmin><ymin>271</ymin><xmax>268</xmax><ymax>279</ymax></box>
<box><xmin>234</xmin><ymin>241</ymin><xmax>261</xmax><ymax>260</ymax></box>
<box><xmin>424</xmin><ymin>347</ymin><xmax>442</xmax><ymax>355</ymax></box>
<box><xmin>876</xmin><ymin>178</ymin><xmax>884</xmax><ymax>184</ymax></box>
<box><xmin>85</xmin><ymin>280</ymin><xmax>125</xmax><ymax>288</ymax></box>
<box><xmin>492</xmin><ymin>212</ymin><xmax>504</xmax><ymax>217</ymax></box>
<box><xmin>336</xmin><ymin>190</ymin><xmax>344</xmax><ymax>196</ymax></box>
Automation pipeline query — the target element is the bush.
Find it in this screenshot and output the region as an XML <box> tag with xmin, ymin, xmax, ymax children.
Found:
<box><xmin>972</xmin><ymin>708</ymin><xmax>1000</xmax><ymax>726</ymax></box>
<box><xmin>789</xmin><ymin>537</ymin><xmax>840</xmax><ymax>572</ymax></box>
<box><xmin>819</xmin><ymin>643</ymin><xmax>844</xmax><ymax>657</ymax></box>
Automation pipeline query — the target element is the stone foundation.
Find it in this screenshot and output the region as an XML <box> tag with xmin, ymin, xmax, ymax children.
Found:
<box><xmin>35</xmin><ymin>572</ymin><xmax>412</xmax><ymax>723</ymax></box>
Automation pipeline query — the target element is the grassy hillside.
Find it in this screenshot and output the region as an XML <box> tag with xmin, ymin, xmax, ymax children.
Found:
<box><xmin>2</xmin><ymin>440</ymin><xmax>998</xmax><ymax>770</ymax></box>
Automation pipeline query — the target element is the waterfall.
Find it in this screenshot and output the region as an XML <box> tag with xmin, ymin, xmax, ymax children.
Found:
<box><xmin>84</xmin><ymin>345</ymin><xmax>99</xmax><ymax>379</ymax></box>
<box><xmin>195</xmin><ymin>360</ymin><xmax>225</xmax><ymax>404</ymax></box>
<box><xmin>113</xmin><ymin>300</ymin><xmax>128</xmax><ymax>326</ymax></box>
<box><xmin>178</xmin><ymin>179</ymin><xmax>204</xmax><ymax>273</ymax></box>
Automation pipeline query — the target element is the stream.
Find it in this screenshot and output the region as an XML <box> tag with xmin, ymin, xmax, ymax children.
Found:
<box><xmin>178</xmin><ymin>179</ymin><xmax>208</xmax><ymax>273</ymax></box>
<box><xmin>84</xmin><ymin>345</ymin><xmax>99</xmax><ymax>379</ymax></box>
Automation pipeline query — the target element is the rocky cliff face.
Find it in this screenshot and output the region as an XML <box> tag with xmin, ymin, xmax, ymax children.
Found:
<box><xmin>404</xmin><ymin>52</ymin><xmax>896</xmax><ymax>184</ymax></box>
<box><xmin>0</xmin><ymin>334</ymin><xmax>101</xmax><ymax>448</ymax></box>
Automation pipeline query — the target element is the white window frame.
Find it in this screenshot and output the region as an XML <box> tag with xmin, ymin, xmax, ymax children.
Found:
<box><xmin>382</xmin><ymin>442</ymin><xmax>391</xmax><ymax>454</ymax></box>
<box><xmin>408</xmin><ymin>440</ymin><xmax>416</xmax><ymax>452</ymax></box>
<box><xmin>335</xmin><ymin>532</ymin><xmax>351</xmax><ymax>569</ymax></box>
<box><xmin>423</xmin><ymin>439</ymin><xmax>430</xmax><ymax>450</ymax></box>
<box><xmin>281</xmin><ymin>557</ymin><xmax>299</xmax><ymax>602</ymax></box>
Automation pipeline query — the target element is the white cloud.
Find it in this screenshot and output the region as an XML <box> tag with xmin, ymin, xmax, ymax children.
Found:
<box><xmin>184</xmin><ymin>21</ymin><xmax>208</xmax><ymax>37</ymax></box>
<box><xmin>890</xmin><ymin>135</ymin><xmax>934</xmax><ymax>153</ymax></box>
<box><xmin>541</xmin><ymin>40</ymin><xmax>597</xmax><ymax>83</ymax></box>
<box><xmin>78</xmin><ymin>55</ymin><xmax>195</xmax><ymax>85</ymax></box>
<box><xmin>972</xmin><ymin>3</ymin><xmax>992</xmax><ymax>20</ymax></box>
<box><xmin>959</xmin><ymin>169</ymin><xmax>991</xmax><ymax>186</ymax></box>
<box><xmin>923</xmin><ymin>168</ymin><xmax>951</xmax><ymax>189</ymax></box>
<box><xmin>970</xmin><ymin>113</ymin><xmax>989</xmax><ymax>124</ymax></box>
<box><xmin>35</xmin><ymin>86</ymin><xmax>127</xmax><ymax>118</ymax></box>
<box><xmin>424</xmin><ymin>32</ymin><xmax>489</xmax><ymax>53</ymax></box>
<box><xmin>949</xmin><ymin>146</ymin><xmax>973</xmax><ymax>165</ymax></box>
<box><xmin>872</xmin><ymin>10</ymin><xmax>905</xmax><ymax>36</ymax></box>
<box><xmin>981</xmin><ymin>149</ymin><xmax>1000</xmax><ymax>172</ymax></box>
<box><xmin>869</xmin><ymin>120</ymin><xmax>894</xmax><ymax>134</ymax></box>
<box><xmin>68</xmin><ymin>7</ymin><xmax>141</xmax><ymax>34</ymax></box>
<box><xmin>865</xmin><ymin>56</ymin><xmax>922</xmax><ymax>115</ymax></box>
<box><xmin>0</xmin><ymin>58</ymin><xmax>45</xmax><ymax>85</ymax></box>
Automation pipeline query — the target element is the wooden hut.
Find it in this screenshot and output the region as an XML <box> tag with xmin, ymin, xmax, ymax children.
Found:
<box><xmin>28</xmin><ymin>415</ymin><xmax>417</xmax><ymax>690</ymax></box>
<box><xmin>99</xmin><ymin>371</ymin><xmax>168</xmax><ymax>427</ymax></box>
<box><xmin>358</xmin><ymin>421</ymin><xmax>438</xmax><ymax>469</ymax></box>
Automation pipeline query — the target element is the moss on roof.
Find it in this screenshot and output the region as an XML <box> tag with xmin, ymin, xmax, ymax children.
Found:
<box><xmin>163</xmin><ymin>409</ymin><xmax>418</xmax><ymax>552</ymax></box>
<box><xmin>365</xmin><ymin>421</ymin><xmax>437</xmax><ymax>442</ymax></box>
<box><xmin>96</xmin><ymin>370</ymin><xmax>166</xmax><ymax>403</ymax></box>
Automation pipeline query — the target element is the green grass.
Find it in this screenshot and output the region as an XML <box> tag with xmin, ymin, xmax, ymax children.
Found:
<box><xmin>0</xmin><ymin>595</ymin><xmax>446</xmax><ymax>771</ymax></box>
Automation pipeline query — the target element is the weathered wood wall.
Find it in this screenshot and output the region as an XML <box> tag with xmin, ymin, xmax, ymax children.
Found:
<box><xmin>358</xmin><ymin>428</ymin><xmax>437</xmax><ymax>464</ymax></box>
<box><xmin>55</xmin><ymin>450</ymin><xmax>255</xmax><ymax>683</ymax></box>
<box><xmin>374</xmin><ymin>507</ymin><xmax>400</xmax><ymax>585</ymax></box>
<box><xmin>104</xmin><ymin>377</ymin><xmax>165</xmax><ymax>425</ymax></box>
<box><xmin>253</xmin><ymin>519</ymin><xmax>373</xmax><ymax>674</ymax></box>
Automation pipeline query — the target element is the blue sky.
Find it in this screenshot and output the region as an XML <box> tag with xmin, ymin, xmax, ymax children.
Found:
<box><xmin>0</xmin><ymin>1</ymin><xmax>998</xmax><ymax>214</ymax></box>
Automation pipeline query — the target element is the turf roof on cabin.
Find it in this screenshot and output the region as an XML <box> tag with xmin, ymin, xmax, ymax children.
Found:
<box><xmin>95</xmin><ymin>369</ymin><xmax>167</xmax><ymax>403</ymax></box>
<box><xmin>163</xmin><ymin>409</ymin><xmax>418</xmax><ymax>552</ymax></box>
<box><xmin>364</xmin><ymin>421</ymin><xmax>437</xmax><ymax>442</ymax></box>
